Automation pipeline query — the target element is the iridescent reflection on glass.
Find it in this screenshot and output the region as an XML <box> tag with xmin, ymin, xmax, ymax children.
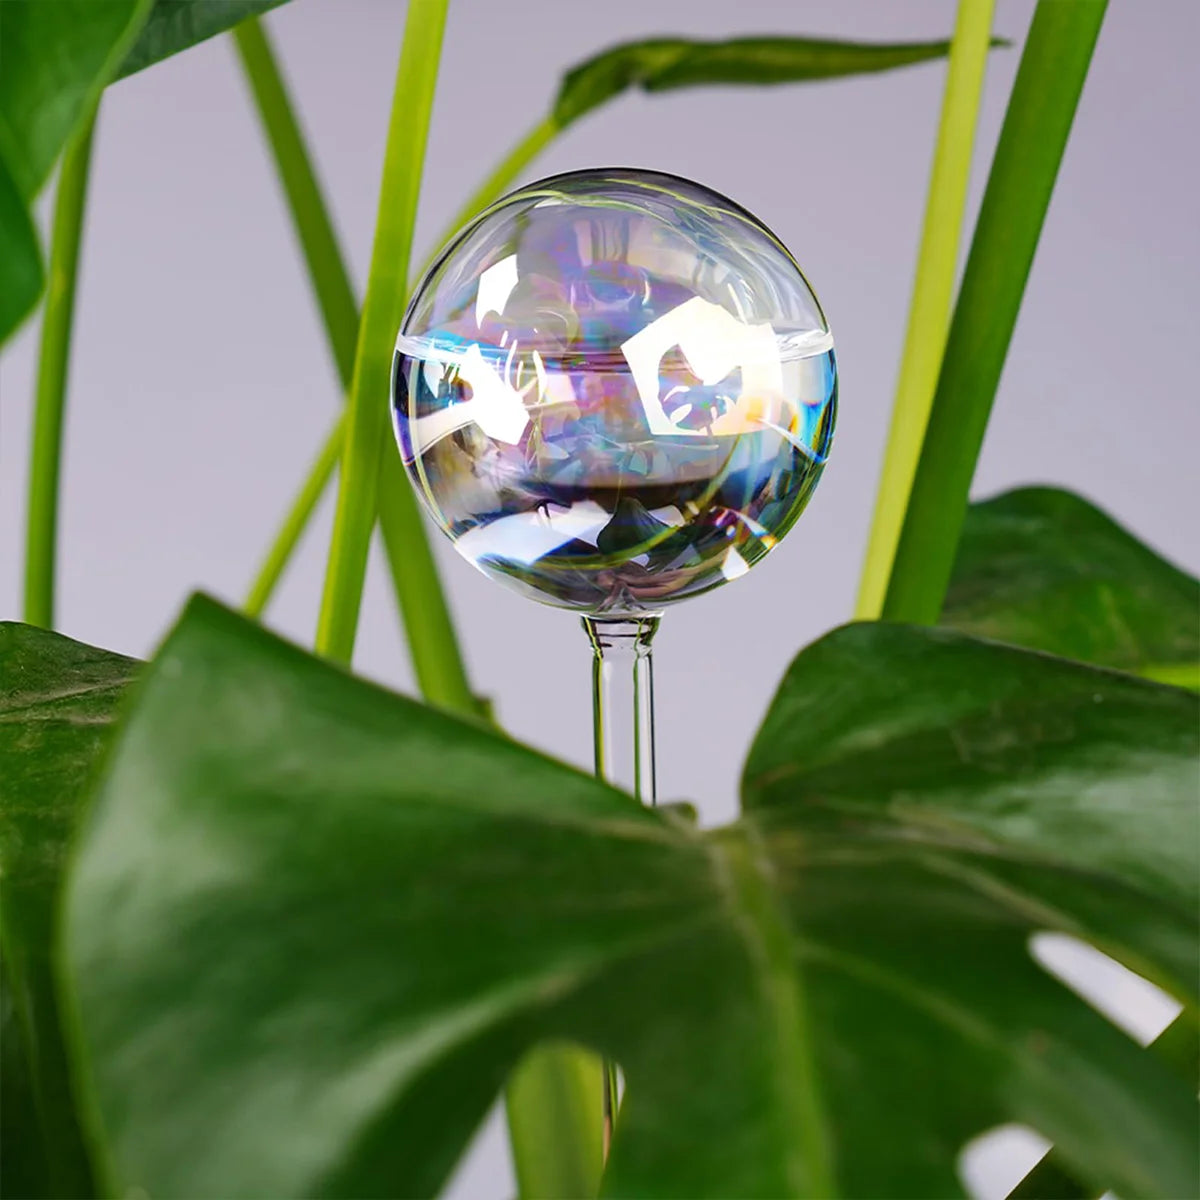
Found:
<box><xmin>392</xmin><ymin>169</ymin><xmax>836</xmax><ymax>614</ymax></box>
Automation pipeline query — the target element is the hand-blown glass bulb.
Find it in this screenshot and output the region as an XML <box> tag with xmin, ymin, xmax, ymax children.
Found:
<box><xmin>391</xmin><ymin>168</ymin><xmax>836</xmax><ymax>614</ymax></box>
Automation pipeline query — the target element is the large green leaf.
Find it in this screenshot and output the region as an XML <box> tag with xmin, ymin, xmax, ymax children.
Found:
<box><xmin>116</xmin><ymin>0</ymin><xmax>290</xmax><ymax>80</ymax></box>
<box><xmin>554</xmin><ymin>34</ymin><xmax>1007</xmax><ymax>128</ymax></box>
<box><xmin>0</xmin><ymin>622</ymin><xmax>138</xmax><ymax>1198</ymax></box>
<box><xmin>0</xmin><ymin>0</ymin><xmax>152</xmax><ymax>343</ymax></box>
<box><xmin>945</xmin><ymin>487</ymin><xmax>1200</xmax><ymax>682</ymax></box>
<box><xmin>58</xmin><ymin>598</ymin><xmax>1196</xmax><ymax>1198</ymax></box>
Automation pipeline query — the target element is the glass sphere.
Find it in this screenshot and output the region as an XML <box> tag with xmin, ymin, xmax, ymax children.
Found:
<box><xmin>391</xmin><ymin>168</ymin><xmax>836</xmax><ymax>615</ymax></box>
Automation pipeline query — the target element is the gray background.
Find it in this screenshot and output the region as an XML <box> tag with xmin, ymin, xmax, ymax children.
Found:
<box><xmin>1</xmin><ymin>1</ymin><xmax>1195</xmax><ymax>1196</ymax></box>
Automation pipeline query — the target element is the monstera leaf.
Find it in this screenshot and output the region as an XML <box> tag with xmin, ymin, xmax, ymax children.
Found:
<box><xmin>946</xmin><ymin>487</ymin><xmax>1199</xmax><ymax>684</ymax></box>
<box><xmin>0</xmin><ymin>623</ymin><xmax>138</xmax><ymax>1197</ymax></box>
<box><xmin>553</xmin><ymin>34</ymin><xmax>1007</xmax><ymax>128</ymax></box>
<box><xmin>26</xmin><ymin>597</ymin><xmax>1188</xmax><ymax>1198</ymax></box>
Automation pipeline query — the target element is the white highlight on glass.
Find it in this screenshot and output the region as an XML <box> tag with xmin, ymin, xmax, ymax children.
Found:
<box><xmin>474</xmin><ymin>254</ymin><xmax>520</xmax><ymax>325</ymax></box>
<box><xmin>404</xmin><ymin>342</ymin><xmax>531</xmax><ymax>454</ymax></box>
<box><xmin>721</xmin><ymin>547</ymin><xmax>751</xmax><ymax>581</ymax></box>
<box><xmin>620</xmin><ymin>297</ymin><xmax>786</xmax><ymax>438</ymax></box>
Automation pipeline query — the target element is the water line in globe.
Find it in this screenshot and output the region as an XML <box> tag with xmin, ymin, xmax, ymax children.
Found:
<box><xmin>583</xmin><ymin>613</ymin><xmax>660</xmax><ymax>1159</ymax></box>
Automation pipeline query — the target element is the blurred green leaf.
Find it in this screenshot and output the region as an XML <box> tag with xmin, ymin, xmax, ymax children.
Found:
<box><xmin>1008</xmin><ymin>1009</ymin><xmax>1199</xmax><ymax>1199</ymax></box>
<box><xmin>554</xmin><ymin>33</ymin><xmax>1007</xmax><ymax>128</ymax></box>
<box><xmin>53</xmin><ymin>599</ymin><xmax>1196</xmax><ymax>1198</ymax></box>
<box><xmin>945</xmin><ymin>487</ymin><xmax>1199</xmax><ymax>680</ymax></box>
<box><xmin>0</xmin><ymin>622</ymin><xmax>138</xmax><ymax>1198</ymax></box>
<box><xmin>117</xmin><ymin>0</ymin><xmax>290</xmax><ymax>80</ymax></box>
<box><xmin>0</xmin><ymin>0</ymin><xmax>152</xmax><ymax>343</ymax></box>
<box><xmin>0</xmin><ymin>161</ymin><xmax>42</xmax><ymax>344</ymax></box>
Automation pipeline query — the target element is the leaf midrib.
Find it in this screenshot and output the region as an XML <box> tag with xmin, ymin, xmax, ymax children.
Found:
<box><xmin>708</xmin><ymin>825</ymin><xmax>836</xmax><ymax>1196</ymax></box>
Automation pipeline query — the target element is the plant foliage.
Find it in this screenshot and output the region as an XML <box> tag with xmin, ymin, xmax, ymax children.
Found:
<box><xmin>554</xmin><ymin>35</ymin><xmax>1006</xmax><ymax>128</ymax></box>
<box><xmin>946</xmin><ymin>487</ymin><xmax>1199</xmax><ymax>682</ymax></box>
<box><xmin>0</xmin><ymin>0</ymin><xmax>1195</xmax><ymax>1196</ymax></box>
<box><xmin>0</xmin><ymin>581</ymin><xmax>1195</xmax><ymax>1197</ymax></box>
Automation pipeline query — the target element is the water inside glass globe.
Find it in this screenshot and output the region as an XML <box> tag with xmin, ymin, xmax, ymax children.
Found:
<box><xmin>391</xmin><ymin>168</ymin><xmax>836</xmax><ymax>615</ymax></box>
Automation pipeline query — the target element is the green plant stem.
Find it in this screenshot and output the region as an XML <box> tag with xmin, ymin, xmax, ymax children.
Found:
<box><xmin>882</xmin><ymin>0</ymin><xmax>1108</xmax><ymax>625</ymax></box>
<box><xmin>855</xmin><ymin>0</ymin><xmax>995</xmax><ymax>620</ymax></box>
<box><xmin>23</xmin><ymin>108</ymin><xmax>99</xmax><ymax>629</ymax></box>
<box><xmin>232</xmin><ymin>18</ymin><xmax>358</xmax><ymax>385</ymax></box>
<box><xmin>507</xmin><ymin>1045</ymin><xmax>604</xmax><ymax>1200</ymax></box>
<box><xmin>244</xmin><ymin>413</ymin><xmax>344</xmax><ymax>618</ymax></box>
<box><xmin>314</xmin><ymin>0</ymin><xmax>448</xmax><ymax>663</ymax></box>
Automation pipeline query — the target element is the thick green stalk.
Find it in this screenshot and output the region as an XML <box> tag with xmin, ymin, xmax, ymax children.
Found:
<box><xmin>882</xmin><ymin>0</ymin><xmax>1108</xmax><ymax>625</ymax></box>
<box><xmin>314</xmin><ymin>0</ymin><xmax>448</xmax><ymax>662</ymax></box>
<box><xmin>244</xmin><ymin>413</ymin><xmax>345</xmax><ymax>619</ymax></box>
<box><xmin>23</xmin><ymin>108</ymin><xmax>99</xmax><ymax>629</ymax></box>
<box><xmin>507</xmin><ymin>1045</ymin><xmax>604</xmax><ymax>1200</ymax></box>
<box><xmin>232</xmin><ymin>19</ymin><xmax>358</xmax><ymax>385</ymax></box>
<box><xmin>855</xmin><ymin>0</ymin><xmax>995</xmax><ymax>620</ymax></box>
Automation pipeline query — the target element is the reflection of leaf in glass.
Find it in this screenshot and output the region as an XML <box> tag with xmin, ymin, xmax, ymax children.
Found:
<box><xmin>596</xmin><ymin>497</ymin><xmax>674</xmax><ymax>557</ymax></box>
<box><xmin>535</xmin><ymin>437</ymin><xmax>746</xmax><ymax>572</ymax></box>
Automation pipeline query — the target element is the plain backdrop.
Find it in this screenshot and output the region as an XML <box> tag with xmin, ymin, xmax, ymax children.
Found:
<box><xmin>1</xmin><ymin>1</ymin><xmax>1196</xmax><ymax>1196</ymax></box>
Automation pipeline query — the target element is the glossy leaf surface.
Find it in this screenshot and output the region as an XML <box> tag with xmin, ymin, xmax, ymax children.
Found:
<box><xmin>946</xmin><ymin>487</ymin><xmax>1199</xmax><ymax>680</ymax></box>
<box><xmin>60</xmin><ymin>599</ymin><xmax>1196</xmax><ymax>1198</ymax></box>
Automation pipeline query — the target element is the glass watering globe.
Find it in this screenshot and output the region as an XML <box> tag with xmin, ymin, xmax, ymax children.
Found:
<box><xmin>391</xmin><ymin>165</ymin><xmax>835</xmax><ymax>804</ymax></box>
<box><xmin>392</xmin><ymin>167</ymin><xmax>835</xmax><ymax>1146</ymax></box>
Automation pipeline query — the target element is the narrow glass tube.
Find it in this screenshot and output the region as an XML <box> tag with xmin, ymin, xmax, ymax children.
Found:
<box><xmin>582</xmin><ymin>614</ymin><xmax>660</xmax><ymax>1156</ymax></box>
<box><xmin>582</xmin><ymin>615</ymin><xmax>660</xmax><ymax>805</ymax></box>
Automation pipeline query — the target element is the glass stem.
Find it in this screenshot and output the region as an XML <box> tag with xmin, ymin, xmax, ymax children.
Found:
<box><xmin>582</xmin><ymin>614</ymin><xmax>660</xmax><ymax>1158</ymax></box>
<box><xmin>583</xmin><ymin>615</ymin><xmax>660</xmax><ymax>804</ymax></box>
